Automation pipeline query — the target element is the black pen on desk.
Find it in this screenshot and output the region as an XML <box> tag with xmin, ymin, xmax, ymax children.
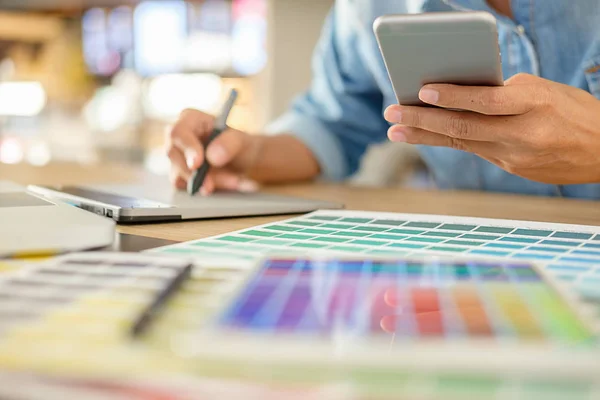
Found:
<box><xmin>130</xmin><ymin>263</ymin><xmax>193</xmax><ymax>338</ymax></box>
<box><xmin>188</xmin><ymin>89</ymin><xmax>239</xmax><ymax>196</ymax></box>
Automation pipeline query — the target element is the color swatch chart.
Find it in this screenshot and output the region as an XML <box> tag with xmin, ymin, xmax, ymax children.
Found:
<box><xmin>217</xmin><ymin>258</ymin><xmax>593</xmax><ymax>344</ymax></box>
<box><xmin>153</xmin><ymin>211</ymin><xmax>600</xmax><ymax>305</ymax></box>
<box><xmin>0</xmin><ymin>252</ymin><xmax>274</xmax><ymax>390</ymax></box>
<box><xmin>0</xmin><ymin>253</ymin><xmax>193</xmax><ymax>339</ymax></box>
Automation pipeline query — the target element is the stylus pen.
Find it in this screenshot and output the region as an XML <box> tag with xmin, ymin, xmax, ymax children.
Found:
<box><xmin>188</xmin><ymin>89</ymin><xmax>239</xmax><ymax>196</ymax></box>
<box><xmin>130</xmin><ymin>263</ymin><xmax>193</xmax><ymax>338</ymax></box>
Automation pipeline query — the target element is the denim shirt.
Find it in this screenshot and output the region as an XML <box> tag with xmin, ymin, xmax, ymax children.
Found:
<box><xmin>267</xmin><ymin>0</ymin><xmax>600</xmax><ymax>199</ymax></box>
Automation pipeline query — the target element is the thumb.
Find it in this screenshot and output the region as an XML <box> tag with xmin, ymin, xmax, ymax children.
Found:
<box><xmin>206</xmin><ymin>129</ymin><xmax>246</xmax><ymax>167</ymax></box>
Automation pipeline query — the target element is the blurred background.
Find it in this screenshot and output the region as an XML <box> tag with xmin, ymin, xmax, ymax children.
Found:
<box><xmin>0</xmin><ymin>0</ymin><xmax>425</xmax><ymax>187</ymax></box>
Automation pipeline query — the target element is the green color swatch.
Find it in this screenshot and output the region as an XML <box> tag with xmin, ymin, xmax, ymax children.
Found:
<box><xmin>264</xmin><ymin>225</ymin><xmax>302</xmax><ymax>232</ymax></box>
<box><xmin>369</xmin><ymin>219</ymin><xmax>406</xmax><ymax>226</ymax></box>
<box><xmin>445</xmin><ymin>240</ymin><xmax>484</xmax><ymax>247</ymax></box>
<box><xmin>551</xmin><ymin>232</ymin><xmax>593</xmax><ymax>240</ymax></box>
<box><xmin>290</xmin><ymin>242</ymin><xmax>328</xmax><ymax>249</ymax></box>
<box><xmin>460</xmin><ymin>234</ymin><xmax>501</xmax><ymax>241</ymax></box>
<box><xmin>217</xmin><ymin>236</ymin><xmax>256</xmax><ymax>243</ymax></box>
<box><xmin>311</xmin><ymin>236</ymin><xmax>350</xmax><ymax>243</ymax></box>
<box><xmin>512</xmin><ymin>229</ymin><xmax>553</xmax><ymax>237</ymax></box>
<box><xmin>429</xmin><ymin>246</ymin><xmax>467</xmax><ymax>253</ymax></box>
<box><xmin>330</xmin><ymin>231</ymin><xmax>367</xmax><ymax>238</ymax></box>
<box><xmin>307</xmin><ymin>215</ymin><xmax>339</xmax><ymax>221</ymax></box>
<box><xmin>438</xmin><ymin>224</ymin><xmax>477</xmax><ymax>231</ymax></box>
<box><xmin>241</xmin><ymin>230</ymin><xmax>279</xmax><ymax>238</ymax></box>
<box><xmin>474</xmin><ymin>226</ymin><xmax>514</xmax><ymax>234</ymax></box>
<box><xmin>349</xmin><ymin>239</ymin><xmax>389</xmax><ymax>247</ymax></box>
<box><xmin>404</xmin><ymin>237</ymin><xmax>444</xmax><ymax>244</ymax></box>
<box><xmin>499</xmin><ymin>237</ymin><xmax>539</xmax><ymax>244</ymax></box>
<box><xmin>369</xmin><ymin>233</ymin><xmax>408</xmax><ymax>241</ymax></box>
<box><xmin>404</xmin><ymin>222</ymin><xmax>441</xmax><ymax>229</ymax></box>
<box><xmin>542</xmin><ymin>240</ymin><xmax>581</xmax><ymax>247</ymax></box>
<box><xmin>351</xmin><ymin>226</ymin><xmax>389</xmax><ymax>233</ymax></box>
<box><xmin>340</xmin><ymin>218</ymin><xmax>373</xmax><ymax>224</ymax></box>
<box><xmin>422</xmin><ymin>231</ymin><xmax>462</xmax><ymax>238</ymax></box>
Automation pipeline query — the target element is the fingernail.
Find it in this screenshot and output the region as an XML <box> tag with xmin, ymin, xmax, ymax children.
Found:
<box><xmin>185</xmin><ymin>151</ymin><xmax>197</xmax><ymax>169</ymax></box>
<box><xmin>208</xmin><ymin>144</ymin><xmax>228</xmax><ymax>166</ymax></box>
<box><xmin>385</xmin><ymin>109</ymin><xmax>403</xmax><ymax>123</ymax></box>
<box><xmin>419</xmin><ymin>88</ymin><xmax>439</xmax><ymax>104</ymax></box>
<box><xmin>238</xmin><ymin>179</ymin><xmax>259</xmax><ymax>193</ymax></box>
<box><xmin>388</xmin><ymin>127</ymin><xmax>407</xmax><ymax>142</ymax></box>
<box><xmin>200</xmin><ymin>186</ymin><xmax>210</xmax><ymax>197</ymax></box>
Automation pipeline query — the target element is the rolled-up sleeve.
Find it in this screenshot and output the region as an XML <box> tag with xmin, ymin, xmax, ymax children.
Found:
<box><xmin>265</xmin><ymin>3</ymin><xmax>389</xmax><ymax>181</ymax></box>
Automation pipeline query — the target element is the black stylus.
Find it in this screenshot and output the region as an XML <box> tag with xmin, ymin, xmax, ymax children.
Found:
<box><xmin>188</xmin><ymin>89</ymin><xmax>239</xmax><ymax>196</ymax></box>
<box><xmin>130</xmin><ymin>263</ymin><xmax>193</xmax><ymax>338</ymax></box>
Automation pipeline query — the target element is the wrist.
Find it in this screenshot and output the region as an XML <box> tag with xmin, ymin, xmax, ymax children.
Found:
<box><xmin>243</xmin><ymin>134</ymin><xmax>267</xmax><ymax>179</ymax></box>
<box><xmin>246</xmin><ymin>134</ymin><xmax>320</xmax><ymax>183</ymax></box>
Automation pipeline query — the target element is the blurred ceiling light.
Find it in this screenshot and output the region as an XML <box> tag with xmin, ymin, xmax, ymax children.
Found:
<box><xmin>143</xmin><ymin>73</ymin><xmax>223</xmax><ymax>121</ymax></box>
<box><xmin>0</xmin><ymin>82</ymin><xmax>47</xmax><ymax>117</ymax></box>
<box><xmin>186</xmin><ymin>32</ymin><xmax>231</xmax><ymax>73</ymax></box>
<box><xmin>185</xmin><ymin>0</ymin><xmax>232</xmax><ymax>73</ymax></box>
<box><xmin>0</xmin><ymin>138</ymin><xmax>24</xmax><ymax>164</ymax></box>
<box><xmin>108</xmin><ymin>6</ymin><xmax>134</xmax><ymax>53</ymax></box>
<box><xmin>134</xmin><ymin>1</ymin><xmax>188</xmax><ymax>77</ymax></box>
<box><xmin>232</xmin><ymin>0</ymin><xmax>267</xmax><ymax>75</ymax></box>
<box><xmin>231</xmin><ymin>15</ymin><xmax>267</xmax><ymax>75</ymax></box>
<box><xmin>26</xmin><ymin>142</ymin><xmax>51</xmax><ymax>166</ymax></box>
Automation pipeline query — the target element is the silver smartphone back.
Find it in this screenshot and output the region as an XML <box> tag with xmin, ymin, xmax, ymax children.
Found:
<box><xmin>374</xmin><ymin>12</ymin><xmax>503</xmax><ymax>106</ymax></box>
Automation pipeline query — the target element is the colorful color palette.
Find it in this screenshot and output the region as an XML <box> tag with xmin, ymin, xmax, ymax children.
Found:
<box><xmin>0</xmin><ymin>253</ymin><xmax>195</xmax><ymax>338</ymax></box>
<box><xmin>151</xmin><ymin>211</ymin><xmax>600</xmax><ymax>305</ymax></box>
<box><xmin>217</xmin><ymin>258</ymin><xmax>593</xmax><ymax>344</ymax></box>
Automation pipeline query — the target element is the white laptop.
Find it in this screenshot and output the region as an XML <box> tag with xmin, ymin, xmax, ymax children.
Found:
<box><xmin>28</xmin><ymin>181</ymin><xmax>343</xmax><ymax>224</ymax></box>
<box><xmin>0</xmin><ymin>182</ymin><xmax>115</xmax><ymax>257</ymax></box>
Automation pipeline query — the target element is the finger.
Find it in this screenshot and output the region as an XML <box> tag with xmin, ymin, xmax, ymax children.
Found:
<box><xmin>418</xmin><ymin>84</ymin><xmax>536</xmax><ymax>115</ymax></box>
<box><xmin>385</xmin><ymin>105</ymin><xmax>504</xmax><ymax>142</ymax></box>
<box><xmin>166</xmin><ymin>145</ymin><xmax>192</xmax><ymax>180</ymax></box>
<box><xmin>206</xmin><ymin>129</ymin><xmax>246</xmax><ymax>168</ymax></box>
<box><xmin>169</xmin><ymin>110</ymin><xmax>214</xmax><ymax>170</ymax></box>
<box><xmin>200</xmin><ymin>175</ymin><xmax>215</xmax><ymax>196</ymax></box>
<box><xmin>174</xmin><ymin>176</ymin><xmax>186</xmax><ymax>190</ymax></box>
<box><xmin>388</xmin><ymin>125</ymin><xmax>495</xmax><ymax>154</ymax></box>
<box><xmin>170</xmin><ymin>130</ymin><xmax>205</xmax><ymax>171</ymax></box>
<box><xmin>211</xmin><ymin>170</ymin><xmax>260</xmax><ymax>193</ymax></box>
<box><xmin>179</xmin><ymin>108</ymin><xmax>214</xmax><ymax>134</ymax></box>
<box><xmin>169</xmin><ymin>171</ymin><xmax>187</xmax><ymax>191</ymax></box>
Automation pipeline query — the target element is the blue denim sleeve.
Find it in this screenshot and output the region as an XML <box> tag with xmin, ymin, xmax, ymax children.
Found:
<box><xmin>266</xmin><ymin>6</ymin><xmax>389</xmax><ymax>181</ymax></box>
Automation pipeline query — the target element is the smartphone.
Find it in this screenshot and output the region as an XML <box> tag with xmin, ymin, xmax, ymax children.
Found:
<box><xmin>374</xmin><ymin>12</ymin><xmax>504</xmax><ymax>106</ymax></box>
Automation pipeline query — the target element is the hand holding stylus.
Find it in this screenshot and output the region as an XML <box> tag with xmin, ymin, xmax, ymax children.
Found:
<box><xmin>187</xmin><ymin>90</ymin><xmax>239</xmax><ymax>196</ymax></box>
<box><xmin>166</xmin><ymin>90</ymin><xmax>261</xmax><ymax>196</ymax></box>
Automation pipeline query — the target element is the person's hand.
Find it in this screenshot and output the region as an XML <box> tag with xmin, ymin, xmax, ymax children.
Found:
<box><xmin>166</xmin><ymin>109</ymin><xmax>262</xmax><ymax>195</ymax></box>
<box><xmin>384</xmin><ymin>73</ymin><xmax>600</xmax><ymax>185</ymax></box>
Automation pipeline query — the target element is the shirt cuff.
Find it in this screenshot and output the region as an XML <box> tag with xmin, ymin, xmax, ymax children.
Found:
<box><xmin>265</xmin><ymin>112</ymin><xmax>348</xmax><ymax>181</ymax></box>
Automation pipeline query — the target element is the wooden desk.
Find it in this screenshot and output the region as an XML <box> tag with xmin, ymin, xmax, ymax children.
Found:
<box><xmin>4</xmin><ymin>162</ymin><xmax>600</xmax><ymax>243</ymax></box>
